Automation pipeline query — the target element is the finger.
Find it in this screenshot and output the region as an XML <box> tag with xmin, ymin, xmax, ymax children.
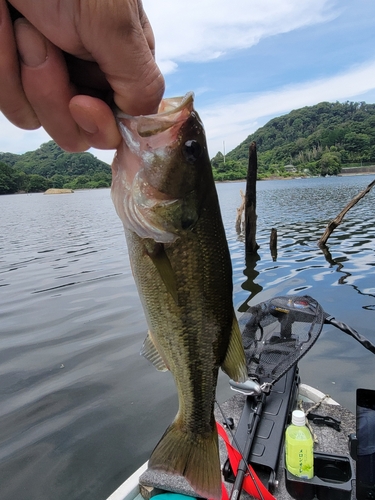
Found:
<box><xmin>0</xmin><ymin>0</ymin><xmax>40</xmax><ymax>128</ymax></box>
<box><xmin>14</xmin><ymin>18</ymin><xmax>89</xmax><ymax>152</ymax></box>
<box><xmin>137</xmin><ymin>0</ymin><xmax>156</xmax><ymax>57</ymax></box>
<box><xmin>69</xmin><ymin>95</ymin><xmax>122</xmax><ymax>150</ymax></box>
<box><xmin>77</xmin><ymin>0</ymin><xmax>165</xmax><ymax>116</ymax></box>
<box><xmin>8</xmin><ymin>0</ymin><xmax>164</xmax><ymax>117</ymax></box>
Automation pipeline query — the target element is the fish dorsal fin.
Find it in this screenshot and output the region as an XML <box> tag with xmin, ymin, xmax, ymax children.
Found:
<box><xmin>221</xmin><ymin>314</ymin><xmax>248</xmax><ymax>383</ymax></box>
<box><xmin>147</xmin><ymin>243</ymin><xmax>178</xmax><ymax>304</ymax></box>
<box><xmin>141</xmin><ymin>330</ymin><xmax>169</xmax><ymax>372</ymax></box>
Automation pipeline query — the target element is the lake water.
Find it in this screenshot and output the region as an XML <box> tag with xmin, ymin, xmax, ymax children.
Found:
<box><xmin>1</xmin><ymin>175</ymin><xmax>375</xmax><ymax>499</ymax></box>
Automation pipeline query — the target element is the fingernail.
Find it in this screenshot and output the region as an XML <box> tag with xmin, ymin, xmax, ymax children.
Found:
<box><xmin>70</xmin><ymin>104</ymin><xmax>99</xmax><ymax>135</ymax></box>
<box><xmin>15</xmin><ymin>19</ymin><xmax>47</xmax><ymax>67</ymax></box>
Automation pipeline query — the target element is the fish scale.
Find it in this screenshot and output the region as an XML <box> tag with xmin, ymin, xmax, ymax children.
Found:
<box><xmin>111</xmin><ymin>92</ymin><xmax>247</xmax><ymax>500</ymax></box>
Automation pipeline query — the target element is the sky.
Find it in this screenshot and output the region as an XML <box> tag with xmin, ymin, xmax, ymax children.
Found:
<box><xmin>1</xmin><ymin>0</ymin><xmax>375</xmax><ymax>164</ymax></box>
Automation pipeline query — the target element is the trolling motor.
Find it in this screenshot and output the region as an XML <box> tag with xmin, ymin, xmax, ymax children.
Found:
<box><xmin>224</xmin><ymin>295</ymin><xmax>375</xmax><ymax>500</ymax></box>
<box><xmin>232</xmin><ymin>294</ymin><xmax>375</xmax><ymax>396</ymax></box>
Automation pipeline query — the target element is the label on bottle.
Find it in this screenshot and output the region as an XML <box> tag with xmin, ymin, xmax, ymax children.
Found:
<box><xmin>285</xmin><ymin>425</ymin><xmax>314</xmax><ymax>479</ymax></box>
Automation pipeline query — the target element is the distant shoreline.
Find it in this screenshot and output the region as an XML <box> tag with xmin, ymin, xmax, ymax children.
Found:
<box><xmin>216</xmin><ymin>170</ymin><xmax>375</xmax><ymax>183</ymax></box>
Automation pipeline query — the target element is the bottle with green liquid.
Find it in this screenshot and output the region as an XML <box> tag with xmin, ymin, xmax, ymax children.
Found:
<box><xmin>285</xmin><ymin>410</ymin><xmax>314</xmax><ymax>479</ymax></box>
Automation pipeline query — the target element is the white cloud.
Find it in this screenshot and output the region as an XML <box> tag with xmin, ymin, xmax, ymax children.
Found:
<box><xmin>144</xmin><ymin>0</ymin><xmax>337</xmax><ymax>73</ymax></box>
<box><xmin>95</xmin><ymin>58</ymin><xmax>375</xmax><ymax>163</ymax></box>
<box><xmin>0</xmin><ymin>115</ymin><xmax>51</xmax><ymax>155</ymax></box>
<box><xmin>0</xmin><ymin>0</ymin><xmax>372</xmax><ymax>168</ymax></box>
<box><xmin>90</xmin><ymin>148</ymin><xmax>113</xmax><ymax>165</ymax></box>
<box><xmin>199</xmin><ymin>59</ymin><xmax>375</xmax><ymax>156</ymax></box>
<box><xmin>3</xmin><ymin>59</ymin><xmax>375</xmax><ymax>166</ymax></box>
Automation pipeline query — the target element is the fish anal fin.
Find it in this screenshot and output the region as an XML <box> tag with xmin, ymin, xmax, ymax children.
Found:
<box><xmin>148</xmin><ymin>419</ymin><xmax>222</xmax><ymax>500</ymax></box>
<box><xmin>221</xmin><ymin>314</ymin><xmax>248</xmax><ymax>382</ymax></box>
<box><xmin>141</xmin><ymin>331</ymin><xmax>169</xmax><ymax>372</ymax></box>
<box><xmin>146</xmin><ymin>243</ymin><xmax>178</xmax><ymax>304</ymax></box>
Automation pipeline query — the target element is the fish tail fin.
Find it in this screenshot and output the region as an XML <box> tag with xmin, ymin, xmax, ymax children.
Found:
<box><xmin>148</xmin><ymin>419</ymin><xmax>222</xmax><ymax>500</ymax></box>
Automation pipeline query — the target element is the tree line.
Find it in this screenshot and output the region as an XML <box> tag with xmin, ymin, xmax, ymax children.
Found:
<box><xmin>0</xmin><ymin>141</ymin><xmax>111</xmax><ymax>194</ymax></box>
<box><xmin>1</xmin><ymin>101</ymin><xmax>375</xmax><ymax>193</ymax></box>
<box><xmin>211</xmin><ymin>101</ymin><xmax>375</xmax><ymax>180</ymax></box>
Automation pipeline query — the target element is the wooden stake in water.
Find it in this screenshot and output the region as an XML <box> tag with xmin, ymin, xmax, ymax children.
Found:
<box><xmin>245</xmin><ymin>142</ymin><xmax>259</xmax><ymax>254</ymax></box>
<box><xmin>270</xmin><ymin>228</ymin><xmax>277</xmax><ymax>261</ymax></box>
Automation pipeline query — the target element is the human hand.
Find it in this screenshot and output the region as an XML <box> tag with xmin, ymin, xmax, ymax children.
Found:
<box><xmin>0</xmin><ymin>0</ymin><xmax>165</xmax><ymax>152</ymax></box>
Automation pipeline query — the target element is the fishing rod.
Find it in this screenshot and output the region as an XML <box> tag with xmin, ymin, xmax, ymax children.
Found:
<box><xmin>229</xmin><ymin>391</ymin><xmax>267</xmax><ymax>500</ymax></box>
<box><xmin>215</xmin><ymin>399</ymin><xmax>266</xmax><ymax>500</ymax></box>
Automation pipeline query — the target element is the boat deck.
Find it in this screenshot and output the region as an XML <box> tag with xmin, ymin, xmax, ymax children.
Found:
<box><xmin>138</xmin><ymin>393</ymin><xmax>356</xmax><ymax>499</ymax></box>
<box><xmin>218</xmin><ymin>394</ymin><xmax>356</xmax><ymax>499</ymax></box>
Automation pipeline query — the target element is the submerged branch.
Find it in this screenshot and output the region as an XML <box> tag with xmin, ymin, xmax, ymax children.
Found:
<box><xmin>318</xmin><ymin>178</ymin><xmax>375</xmax><ymax>247</ymax></box>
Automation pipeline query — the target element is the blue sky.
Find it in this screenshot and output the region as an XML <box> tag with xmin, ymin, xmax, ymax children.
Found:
<box><xmin>1</xmin><ymin>0</ymin><xmax>375</xmax><ymax>164</ymax></box>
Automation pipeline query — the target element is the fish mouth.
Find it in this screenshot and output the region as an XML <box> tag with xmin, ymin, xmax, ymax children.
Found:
<box><xmin>157</xmin><ymin>92</ymin><xmax>194</xmax><ymax>115</ymax></box>
<box><xmin>116</xmin><ymin>92</ymin><xmax>194</xmax><ymax>138</ymax></box>
<box><xmin>116</xmin><ymin>92</ymin><xmax>194</xmax><ymax>118</ymax></box>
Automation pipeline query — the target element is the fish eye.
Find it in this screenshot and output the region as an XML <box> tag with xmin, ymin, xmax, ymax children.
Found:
<box><xmin>183</xmin><ymin>140</ymin><xmax>202</xmax><ymax>163</ymax></box>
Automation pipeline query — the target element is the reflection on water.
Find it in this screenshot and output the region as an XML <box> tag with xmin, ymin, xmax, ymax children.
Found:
<box><xmin>237</xmin><ymin>252</ymin><xmax>262</xmax><ymax>311</ymax></box>
<box><xmin>0</xmin><ymin>176</ymin><xmax>375</xmax><ymax>499</ymax></box>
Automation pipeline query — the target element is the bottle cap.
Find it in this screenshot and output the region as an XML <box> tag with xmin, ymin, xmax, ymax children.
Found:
<box><xmin>292</xmin><ymin>409</ymin><xmax>306</xmax><ymax>426</ymax></box>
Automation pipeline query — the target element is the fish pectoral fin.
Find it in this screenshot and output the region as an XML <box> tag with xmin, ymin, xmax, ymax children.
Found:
<box><xmin>221</xmin><ymin>314</ymin><xmax>248</xmax><ymax>383</ymax></box>
<box><xmin>140</xmin><ymin>330</ymin><xmax>169</xmax><ymax>372</ymax></box>
<box><xmin>148</xmin><ymin>419</ymin><xmax>222</xmax><ymax>500</ymax></box>
<box><xmin>146</xmin><ymin>243</ymin><xmax>178</xmax><ymax>304</ymax></box>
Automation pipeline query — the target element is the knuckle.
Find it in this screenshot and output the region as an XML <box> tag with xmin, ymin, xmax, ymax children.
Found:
<box><xmin>0</xmin><ymin>102</ymin><xmax>41</xmax><ymax>130</ymax></box>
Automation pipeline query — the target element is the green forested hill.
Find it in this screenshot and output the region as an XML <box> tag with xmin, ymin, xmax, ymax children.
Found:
<box><xmin>211</xmin><ymin>101</ymin><xmax>375</xmax><ymax>180</ymax></box>
<box><xmin>0</xmin><ymin>141</ymin><xmax>111</xmax><ymax>194</ymax></box>
<box><xmin>2</xmin><ymin>101</ymin><xmax>375</xmax><ymax>194</ymax></box>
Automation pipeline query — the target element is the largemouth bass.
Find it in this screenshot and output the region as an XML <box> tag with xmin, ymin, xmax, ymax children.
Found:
<box><xmin>111</xmin><ymin>93</ymin><xmax>247</xmax><ymax>500</ymax></box>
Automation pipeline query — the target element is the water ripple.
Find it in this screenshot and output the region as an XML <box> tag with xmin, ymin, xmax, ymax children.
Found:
<box><xmin>0</xmin><ymin>178</ymin><xmax>375</xmax><ymax>499</ymax></box>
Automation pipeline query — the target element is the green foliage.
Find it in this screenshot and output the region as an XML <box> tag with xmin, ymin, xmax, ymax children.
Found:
<box><xmin>0</xmin><ymin>152</ymin><xmax>20</xmax><ymax>167</ymax></box>
<box><xmin>318</xmin><ymin>152</ymin><xmax>341</xmax><ymax>176</ymax></box>
<box><xmin>0</xmin><ymin>141</ymin><xmax>112</xmax><ymax>194</ymax></box>
<box><xmin>214</xmin><ymin>101</ymin><xmax>375</xmax><ymax>180</ymax></box>
<box><xmin>25</xmin><ymin>174</ymin><xmax>52</xmax><ymax>193</ymax></box>
<box><xmin>2</xmin><ymin>102</ymin><xmax>375</xmax><ymax>192</ymax></box>
<box><xmin>343</xmin><ymin>132</ymin><xmax>371</xmax><ymax>152</ymax></box>
<box><xmin>50</xmin><ymin>173</ymin><xmax>67</xmax><ymax>189</ymax></box>
<box><xmin>0</xmin><ymin>162</ymin><xmax>19</xmax><ymax>194</ymax></box>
